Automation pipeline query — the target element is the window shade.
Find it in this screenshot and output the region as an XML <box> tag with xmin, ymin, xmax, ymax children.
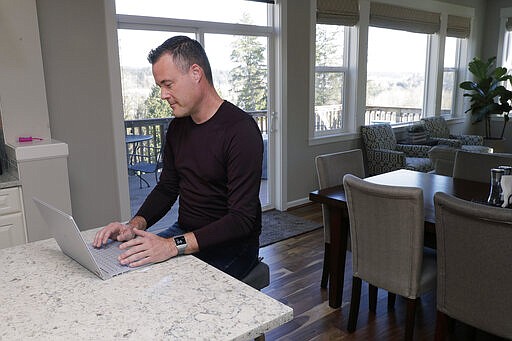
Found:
<box><xmin>370</xmin><ymin>2</ymin><xmax>440</xmax><ymax>34</ymax></box>
<box><xmin>246</xmin><ymin>0</ymin><xmax>274</xmax><ymax>3</ymax></box>
<box><xmin>317</xmin><ymin>0</ymin><xmax>359</xmax><ymax>26</ymax></box>
<box><xmin>447</xmin><ymin>15</ymin><xmax>471</xmax><ymax>38</ymax></box>
<box><xmin>506</xmin><ymin>17</ymin><xmax>512</xmax><ymax>32</ymax></box>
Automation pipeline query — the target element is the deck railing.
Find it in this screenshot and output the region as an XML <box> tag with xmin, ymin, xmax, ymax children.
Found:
<box><xmin>125</xmin><ymin>106</ymin><xmax>445</xmax><ymax>155</ymax></box>
<box><xmin>315</xmin><ymin>105</ymin><xmax>343</xmax><ymax>132</ymax></box>
<box><xmin>124</xmin><ymin>111</ymin><xmax>268</xmax><ymax>160</ymax></box>
<box><xmin>364</xmin><ymin>107</ymin><xmax>451</xmax><ymax>125</ymax></box>
<box><xmin>125</xmin><ymin>118</ymin><xmax>172</xmax><ymax>163</ymax></box>
<box><xmin>364</xmin><ymin>106</ymin><xmax>423</xmax><ymax>125</ymax></box>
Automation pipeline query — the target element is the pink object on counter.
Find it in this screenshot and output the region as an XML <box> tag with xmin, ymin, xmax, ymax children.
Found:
<box><xmin>18</xmin><ymin>136</ymin><xmax>43</xmax><ymax>142</ymax></box>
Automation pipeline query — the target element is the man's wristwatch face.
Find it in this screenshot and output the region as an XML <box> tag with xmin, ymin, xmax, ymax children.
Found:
<box><xmin>174</xmin><ymin>235</ymin><xmax>187</xmax><ymax>255</ymax></box>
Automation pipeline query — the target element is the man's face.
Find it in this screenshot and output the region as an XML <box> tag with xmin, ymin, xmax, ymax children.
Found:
<box><xmin>152</xmin><ymin>53</ymin><xmax>198</xmax><ymax>118</ymax></box>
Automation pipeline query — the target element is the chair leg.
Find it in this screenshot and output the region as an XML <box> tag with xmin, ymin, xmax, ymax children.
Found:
<box><xmin>435</xmin><ymin>310</ymin><xmax>448</xmax><ymax>341</ymax></box>
<box><xmin>369</xmin><ymin>284</ymin><xmax>378</xmax><ymax>312</ymax></box>
<box><xmin>321</xmin><ymin>242</ymin><xmax>330</xmax><ymax>288</ymax></box>
<box><xmin>404</xmin><ymin>297</ymin><xmax>418</xmax><ymax>341</ymax></box>
<box><xmin>136</xmin><ymin>172</ymin><xmax>150</xmax><ymax>188</ymax></box>
<box><xmin>387</xmin><ymin>292</ymin><xmax>396</xmax><ymax>311</ymax></box>
<box><xmin>347</xmin><ymin>277</ymin><xmax>362</xmax><ymax>333</ymax></box>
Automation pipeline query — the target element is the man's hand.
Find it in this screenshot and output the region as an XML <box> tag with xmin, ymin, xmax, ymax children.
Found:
<box><xmin>117</xmin><ymin>229</ymin><xmax>177</xmax><ymax>267</ymax></box>
<box><xmin>93</xmin><ymin>222</ymin><xmax>136</xmax><ymax>248</ymax></box>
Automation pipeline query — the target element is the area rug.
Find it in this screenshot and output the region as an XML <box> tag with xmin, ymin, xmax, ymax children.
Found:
<box><xmin>260</xmin><ymin>210</ymin><xmax>323</xmax><ymax>247</ymax></box>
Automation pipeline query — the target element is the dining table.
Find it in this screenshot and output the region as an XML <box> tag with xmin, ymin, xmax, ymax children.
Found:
<box><xmin>309</xmin><ymin>169</ymin><xmax>490</xmax><ymax>308</ymax></box>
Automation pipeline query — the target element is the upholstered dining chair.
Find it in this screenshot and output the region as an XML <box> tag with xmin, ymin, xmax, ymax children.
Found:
<box><xmin>343</xmin><ymin>174</ymin><xmax>437</xmax><ymax>341</ymax></box>
<box><xmin>315</xmin><ymin>149</ymin><xmax>365</xmax><ymax>288</ymax></box>
<box><xmin>421</xmin><ymin>116</ymin><xmax>483</xmax><ymax>147</ymax></box>
<box><xmin>452</xmin><ymin>150</ymin><xmax>512</xmax><ymax>183</ymax></box>
<box><xmin>434</xmin><ymin>192</ymin><xmax>512</xmax><ymax>340</ymax></box>
<box><xmin>360</xmin><ymin>123</ymin><xmax>433</xmax><ymax>176</ymax></box>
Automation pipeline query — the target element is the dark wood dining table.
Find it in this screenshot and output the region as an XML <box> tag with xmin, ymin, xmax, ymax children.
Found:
<box><xmin>309</xmin><ymin>169</ymin><xmax>489</xmax><ymax>308</ymax></box>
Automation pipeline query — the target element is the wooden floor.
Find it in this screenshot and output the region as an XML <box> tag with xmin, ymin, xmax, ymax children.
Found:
<box><xmin>260</xmin><ymin>203</ymin><xmax>506</xmax><ymax>341</ymax></box>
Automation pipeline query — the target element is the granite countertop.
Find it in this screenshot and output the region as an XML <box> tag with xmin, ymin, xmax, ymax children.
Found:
<box><xmin>0</xmin><ymin>229</ymin><xmax>293</xmax><ymax>340</ymax></box>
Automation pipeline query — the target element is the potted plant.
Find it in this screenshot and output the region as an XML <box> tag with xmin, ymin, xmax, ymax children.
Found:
<box><xmin>459</xmin><ymin>56</ymin><xmax>512</xmax><ymax>141</ymax></box>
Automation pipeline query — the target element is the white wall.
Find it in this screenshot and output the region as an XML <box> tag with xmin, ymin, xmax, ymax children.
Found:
<box><xmin>0</xmin><ymin>0</ymin><xmax>51</xmax><ymax>144</ymax></box>
<box><xmin>36</xmin><ymin>0</ymin><xmax>130</xmax><ymax>229</ymax></box>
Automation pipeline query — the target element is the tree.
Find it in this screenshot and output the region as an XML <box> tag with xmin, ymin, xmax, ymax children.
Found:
<box><xmin>229</xmin><ymin>14</ymin><xmax>267</xmax><ymax>112</ymax></box>
<box><xmin>143</xmin><ymin>84</ymin><xmax>173</xmax><ymax>119</ymax></box>
<box><xmin>315</xmin><ymin>25</ymin><xmax>343</xmax><ymax>107</ymax></box>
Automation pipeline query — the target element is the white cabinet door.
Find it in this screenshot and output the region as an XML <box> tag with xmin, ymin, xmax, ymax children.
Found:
<box><xmin>0</xmin><ymin>212</ymin><xmax>26</xmax><ymax>249</ymax></box>
<box><xmin>0</xmin><ymin>187</ymin><xmax>22</xmax><ymax>215</ymax></box>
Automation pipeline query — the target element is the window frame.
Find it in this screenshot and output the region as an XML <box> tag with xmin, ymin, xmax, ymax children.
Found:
<box><xmin>311</xmin><ymin>25</ymin><xmax>350</xmax><ymax>139</ymax></box>
<box><xmin>497</xmin><ymin>7</ymin><xmax>512</xmax><ymax>91</ymax></box>
<box><xmin>441</xmin><ymin>37</ymin><xmax>464</xmax><ymax>117</ymax></box>
<box><xmin>309</xmin><ymin>0</ymin><xmax>475</xmax><ymax>145</ymax></box>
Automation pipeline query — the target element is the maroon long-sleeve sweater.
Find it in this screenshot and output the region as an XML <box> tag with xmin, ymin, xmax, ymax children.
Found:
<box><xmin>136</xmin><ymin>101</ymin><xmax>263</xmax><ymax>255</ymax></box>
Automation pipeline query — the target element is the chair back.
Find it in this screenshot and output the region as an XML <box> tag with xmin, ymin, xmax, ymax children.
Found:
<box><xmin>361</xmin><ymin>124</ymin><xmax>397</xmax><ymax>152</ymax></box>
<box><xmin>452</xmin><ymin>150</ymin><xmax>512</xmax><ymax>183</ymax></box>
<box><xmin>434</xmin><ymin>192</ymin><xmax>512</xmax><ymax>339</ymax></box>
<box><xmin>315</xmin><ymin>150</ymin><xmax>365</xmax><ymax>244</ymax></box>
<box><xmin>421</xmin><ymin>117</ymin><xmax>450</xmax><ymax>139</ymax></box>
<box><xmin>428</xmin><ymin>145</ymin><xmax>458</xmax><ymax>176</ymax></box>
<box><xmin>315</xmin><ymin>149</ymin><xmax>365</xmax><ymax>189</ymax></box>
<box><xmin>343</xmin><ymin>174</ymin><xmax>427</xmax><ymax>298</ymax></box>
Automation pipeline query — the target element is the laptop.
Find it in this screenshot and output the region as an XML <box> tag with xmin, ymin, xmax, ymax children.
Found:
<box><xmin>33</xmin><ymin>197</ymin><xmax>150</xmax><ymax>280</ymax></box>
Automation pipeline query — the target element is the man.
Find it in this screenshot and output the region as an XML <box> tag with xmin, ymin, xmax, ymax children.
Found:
<box><xmin>93</xmin><ymin>36</ymin><xmax>263</xmax><ymax>280</ymax></box>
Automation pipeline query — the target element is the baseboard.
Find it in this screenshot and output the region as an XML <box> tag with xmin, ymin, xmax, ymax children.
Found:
<box><xmin>287</xmin><ymin>197</ymin><xmax>311</xmax><ymax>210</ymax></box>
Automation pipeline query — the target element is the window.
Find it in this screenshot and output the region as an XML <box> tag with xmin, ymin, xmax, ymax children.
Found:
<box><xmin>311</xmin><ymin>2</ymin><xmax>474</xmax><ymax>140</ymax></box>
<box><xmin>441</xmin><ymin>37</ymin><xmax>460</xmax><ymax>116</ymax></box>
<box><xmin>117</xmin><ymin>30</ymin><xmax>194</xmax><ymax>120</ymax></box>
<box><xmin>505</xmin><ymin>30</ymin><xmax>512</xmax><ymax>76</ymax></box>
<box><xmin>501</xmin><ymin>13</ymin><xmax>512</xmax><ymax>91</ymax></box>
<box><xmin>204</xmin><ymin>33</ymin><xmax>268</xmax><ymax>113</ymax></box>
<box><xmin>366</xmin><ymin>27</ymin><xmax>428</xmax><ymax>124</ymax></box>
<box><xmin>115</xmin><ymin>0</ymin><xmax>273</xmax><ymax>121</ymax></box>
<box><xmin>115</xmin><ymin>0</ymin><xmax>275</xmax><ymax>207</ymax></box>
<box><xmin>313</xmin><ymin>24</ymin><xmax>347</xmax><ymax>137</ymax></box>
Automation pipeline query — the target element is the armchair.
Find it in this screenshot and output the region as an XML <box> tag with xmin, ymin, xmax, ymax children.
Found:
<box><xmin>361</xmin><ymin>124</ymin><xmax>433</xmax><ymax>176</ymax></box>
<box><xmin>421</xmin><ymin>117</ymin><xmax>483</xmax><ymax>147</ymax></box>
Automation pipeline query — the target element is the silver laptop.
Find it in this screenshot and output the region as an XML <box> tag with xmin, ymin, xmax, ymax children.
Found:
<box><xmin>33</xmin><ymin>197</ymin><xmax>149</xmax><ymax>280</ymax></box>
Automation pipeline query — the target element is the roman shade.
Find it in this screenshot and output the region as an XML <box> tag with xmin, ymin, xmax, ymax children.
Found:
<box><xmin>370</xmin><ymin>2</ymin><xmax>440</xmax><ymax>34</ymax></box>
<box><xmin>447</xmin><ymin>15</ymin><xmax>471</xmax><ymax>38</ymax></box>
<box><xmin>317</xmin><ymin>0</ymin><xmax>359</xmax><ymax>26</ymax></box>
<box><xmin>246</xmin><ymin>0</ymin><xmax>274</xmax><ymax>3</ymax></box>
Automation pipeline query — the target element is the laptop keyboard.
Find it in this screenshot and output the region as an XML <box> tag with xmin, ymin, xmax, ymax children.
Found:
<box><xmin>87</xmin><ymin>242</ymin><xmax>131</xmax><ymax>275</ymax></box>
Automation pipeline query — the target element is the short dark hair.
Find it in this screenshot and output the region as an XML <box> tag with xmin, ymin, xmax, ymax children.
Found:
<box><xmin>147</xmin><ymin>36</ymin><xmax>213</xmax><ymax>85</ymax></box>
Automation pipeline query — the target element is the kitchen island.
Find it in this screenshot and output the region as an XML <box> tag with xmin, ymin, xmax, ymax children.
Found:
<box><xmin>0</xmin><ymin>229</ymin><xmax>293</xmax><ymax>340</ymax></box>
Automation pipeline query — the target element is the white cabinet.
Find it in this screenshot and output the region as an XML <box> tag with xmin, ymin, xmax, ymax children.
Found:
<box><xmin>0</xmin><ymin>187</ymin><xmax>26</xmax><ymax>249</ymax></box>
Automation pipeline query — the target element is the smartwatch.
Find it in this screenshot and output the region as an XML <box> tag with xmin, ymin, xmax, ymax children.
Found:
<box><xmin>173</xmin><ymin>235</ymin><xmax>187</xmax><ymax>255</ymax></box>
